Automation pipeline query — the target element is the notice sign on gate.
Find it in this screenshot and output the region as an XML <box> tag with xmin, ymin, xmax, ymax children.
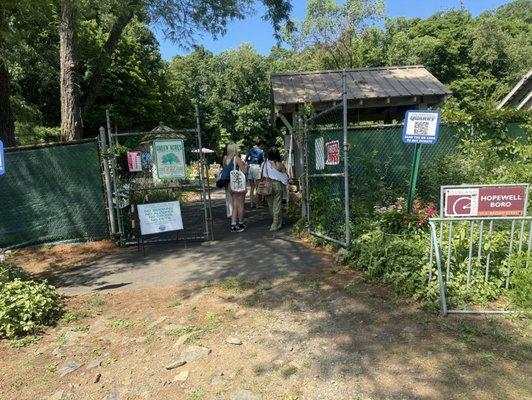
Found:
<box><xmin>402</xmin><ymin>110</ymin><xmax>440</xmax><ymax>144</ymax></box>
<box><xmin>137</xmin><ymin>201</ymin><xmax>184</xmax><ymax>235</ymax></box>
<box><xmin>325</xmin><ymin>140</ymin><xmax>340</xmax><ymax>165</ymax></box>
<box><xmin>442</xmin><ymin>184</ymin><xmax>528</xmax><ymax>217</ymax></box>
<box><xmin>153</xmin><ymin>139</ymin><xmax>186</xmax><ymax>179</ymax></box>
<box><xmin>0</xmin><ymin>140</ymin><xmax>4</xmax><ymax>175</ymax></box>
<box><xmin>127</xmin><ymin>151</ymin><xmax>142</xmax><ymax>172</ymax></box>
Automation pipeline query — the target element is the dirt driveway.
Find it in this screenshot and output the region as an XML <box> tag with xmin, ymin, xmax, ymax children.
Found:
<box><xmin>1</xmin><ymin>263</ymin><xmax>531</xmax><ymax>400</ymax></box>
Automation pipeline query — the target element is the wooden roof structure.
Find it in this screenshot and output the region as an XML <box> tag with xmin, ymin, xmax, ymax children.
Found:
<box><xmin>497</xmin><ymin>70</ymin><xmax>532</xmax><ymax>111</ymax></box>
<box><xmin>271</xmin><ymin>66</ymin><xmax>451</xmax><ymax>126</ymax></box>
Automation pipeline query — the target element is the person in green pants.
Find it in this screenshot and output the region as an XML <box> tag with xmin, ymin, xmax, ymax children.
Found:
<box><xmin>263</xmin><ymin>147</ymin><xmax>288</xmax><ymax>231</ymax></box>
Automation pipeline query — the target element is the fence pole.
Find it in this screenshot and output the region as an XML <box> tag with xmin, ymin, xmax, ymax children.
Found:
<box><xmin>194</xmin><ymin>99</ymin><xmax>212</xmax><ymax>241</ymax></box>
<box><xmin>106</xmin><ymin>109</ymin><xmax>124</xmax><ymax>242</ymax></box>
<box><xmin>342</xmin><ymin>70</ymin><xmax>350</xmax><ymax>246</ymax></box>
<box><xmin>407</xmin><ymin>143</ymin><xmax>422</xmax><ymax>214</ymax></box>
<box><xmin>99</xmin><ymin>127</ymin><xmax>116</xmax><ymax>235</ymax></box>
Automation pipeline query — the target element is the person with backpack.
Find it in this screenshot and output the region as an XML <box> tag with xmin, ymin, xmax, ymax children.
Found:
<box><xmin>219</xmin><ymin>142</ymin><xmax>248</xmax><ymax>232</ymax></box>
<box><xmin>260</xmin><ymin>147</ymin><xmax>288</xmax><ymax>231</ymax></box>
<box><xmin>245</xmin><ymin>139</ymin><xmax>267</xmax><ymax>208</ymax></box>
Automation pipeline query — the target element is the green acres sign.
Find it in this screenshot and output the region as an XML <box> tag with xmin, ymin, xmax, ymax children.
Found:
<box><xmin>153</xmin><ymin>139</ymin><xmax>186</xmax><ymax>179</ymax></box>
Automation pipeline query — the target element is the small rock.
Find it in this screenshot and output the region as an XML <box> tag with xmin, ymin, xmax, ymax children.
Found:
<box><xmin>94</xmin><ymin>373</ymin><xmax>102</xmax><ymax>383</ymax></box>
<box><xmin>172</xmin><ymin>333</ymin><xmax>193</xmax><ymax>350</ymax></box>
<box><xmin>226</xmin><ymin>337</ymin><xmax>242</xmax><ymax>345</ymax></box>
<box><xmin>52</xmin><ymin>347</ymin><xmax>64</xmax><ymax>358</ymax></box>
<box><xmin>58</xmin><ymin>360</ymin><xmax>84</xmax><ymax>378</ymax></box>
<box><xmin>108</xmin><ymin>387</ymin><xmax>118</xmax><ymax>400</ymax></box>
<box><xmin>48</xmin><ymin>390</ymin><xmax>64</xmax><ymax>400</ymax></box>
<box><xmin>173</xmin><ymin>370</ymin><xmax>189</xmax><ymax>382</ymax></box>
<box><xmin>180</xmin><ymin>345</ymin><xmax>211</xmax><ymax>363</ymax></box>
<box><xmin>165</xmin><ymin>360</ymin><xmax>186</xmax><ymax>370</ymax></box>
<box><xmin>286</xmin><ymin>345</ymin><xmax>294</xmax><ymax>352</ymax></box>
<box><xmin>210</xmin><ymin>371</ymin><xmax>224</xmax><ymax>385</ymax></box>
<box><xmin>148</xmin><ymin>316</ymin><xmax>168</xmax><ymax>330</ymax></box>
<box><xmin>229</xmin><ymin>389</ymin><xmax>262</xmax><ymax>400</ymax></box>
<box><xmin>86</xmin><ymin>360</ymin><xmax>101</xmax><ymax>370</ymax></box>
<box><xmin>235</xmin><ymin>310</ymin><xmax>246</xmax><ymax>317</ymax></box>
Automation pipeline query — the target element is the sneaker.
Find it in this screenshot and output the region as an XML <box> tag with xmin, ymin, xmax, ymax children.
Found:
<box><xmin>231</xmin><ymin>224</ymin><xmax>244</xmax><ymax>233</ymax></box>
<box><xmin>238</xmin><ymin>223</ymin><xmax>247</xmax><ymax>231</ymax></box>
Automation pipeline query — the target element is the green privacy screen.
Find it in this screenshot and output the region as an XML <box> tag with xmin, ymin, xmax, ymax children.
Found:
<box><xmin>0</xmin><ymin>141</ymin><xmax>108</xmax><ymax>248</ymax></box>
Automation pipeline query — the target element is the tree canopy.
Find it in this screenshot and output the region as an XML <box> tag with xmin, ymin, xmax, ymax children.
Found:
<box><xmin>2</xmin><ymin>0</ymin><xmax>531</xmax><ymax>149</ymax></box>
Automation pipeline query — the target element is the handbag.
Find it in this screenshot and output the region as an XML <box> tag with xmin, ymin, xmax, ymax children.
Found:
<box><xmin>229</xmin><ymin>157</ymin><xmax>247</xmax><ymax>193</ymax></box>
<box><xmin>216</xmin><ymin>164</ymin><xmax>230</xmax><ymax>188</ymax></box>
<box><xmin>256</xmin><ymin>161</ymin><xmax>273</xmax><ymax>196</ymax></box>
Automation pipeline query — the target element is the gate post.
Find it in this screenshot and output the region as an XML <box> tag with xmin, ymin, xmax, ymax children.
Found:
<box><xmin>342</xmin><ymin>70</ymin><xmax>350</xmax><ymax>246</ymax></box>
<box><xmin>99</xmin><ymin>126</ymin><xmax>116</xmax><ymax>235</ymax></box>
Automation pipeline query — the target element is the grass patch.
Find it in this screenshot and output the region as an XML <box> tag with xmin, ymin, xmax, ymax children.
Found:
<box><xmin>61</xmin><ymin>310</ymin><xmax>92</xmax><ymax>323</ymax></box>
<box><xmin>144</xmin><ymin>328</ymin><xmax>159</xmax><ymax>344</ymax></box>
<box><xmin>218</xmin><ymin>277</ymin><xmax>246</xmax><ymax>293</ymax></box>
<box><xmin>185</xmin><ymin>331</ymin><xmax>202</xmax><ymax>344</ymax></box>
<box><xmin>9</xmin><ymin>335</ymin><xmax>40</xmax><ymax>348</ymax></box>
<box><xmin>170</xmin><ymin>300</ymin><xmax>182</xmax><ymax>308</ymax></box>
<box><xmin>108</xmin><ymin>317</ymin><xmax>131</xmax><ymax>329</ymax></box>
<box><xmin>89</xmin><ymin>348</ymin><xmax>103</xmax><ymax>356</ymax></box>
<box><xmin>44</xmin><ymin>363</ymin><xmax>57</xmax><ymax>374</ymax></box>
<box><xmin>281</xmin><ymin>365</ymin><xmax>298</xmax><ymax>379</ymax></box>
<box><xmin>165</xmin><ymin>325</ymin><xmax>199</xmax><ymax>337</ymax></box>
<box><xmin>71</xmin><ymin>325</ymin><xmax>89</xmax><ymax>333</ymax></box>
<box><xmin>301</xmin><ymin>278</ymin><xmax>321</xmax><ymax>291</ymax></box>
<box><xmin>87</xmin><ymin>294</ymin><xmax>105</xmax><ymax>307</ymax></box>
<box><xmin>187</xmin><ymin>388</ymin><xmax>205</xmax><ymax>400</ymax></box>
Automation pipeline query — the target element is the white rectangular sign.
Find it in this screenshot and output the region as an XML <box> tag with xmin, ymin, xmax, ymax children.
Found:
<box><xmin>402</xmin><ymin>110</ymin><xmax>440</xmax><ymax>144</ymax></box>
<box><xmin>137</xmin><ymin>201</ymin><xmax>183</xmax><ymax>235</ymax></box>
<box><xmin>315</xmin><ymin>137</ymin><xmax>324</xmax><ymax>170</ymax></box>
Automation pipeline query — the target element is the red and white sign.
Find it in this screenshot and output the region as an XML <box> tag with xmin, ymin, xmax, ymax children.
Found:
<box><xmin>127</xmin><ymin>151</ymin><xmax>142</xmax><ymax>172</ymax></box>
<box><xmin>325</xmin><ymin>140</ymin><xmax>340</xmax><ymax>165</ymax></box>
<box><xmin>443</xmin><ymin>185</ymin><xmax>528</xmax><ymax>217</ymax></box>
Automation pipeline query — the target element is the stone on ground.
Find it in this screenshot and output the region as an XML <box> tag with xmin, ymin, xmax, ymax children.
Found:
<box><xmin>173</xmin><ymin>369</ymin><xmax>190</xmax><ymax>382</ymax></box>
<box><xmin>165</xmin><ymin>360</ymin><xmax>186</xmax><ymax>370</ymax></box>
<box><xmin>230</xmin><ymin>389</ymin><xmax>262</xmax><ymax>400</ymax></box>
<box><xmin>58</xmin><ymin>360</ymin><xmax>84</xmax><ymax>378</ymax></box>
<box><xmin>226</xmin><ymin>336</ymin><xmax>243</xmax><ymax>345</ymax></box>
<box><xmin>180</xmin><ymin>345</ymin><xmax>211</xmax><ymax>362</ymax></box>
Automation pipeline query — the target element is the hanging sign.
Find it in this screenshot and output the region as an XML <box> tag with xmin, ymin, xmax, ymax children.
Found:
<box><xmin>153</xmin><ymin>139</ymin><xmax>186</xmax><ymax>179</ymax></box>
<box><xmin>402</xmin><ymin>110</ymin><xmax>440</xmax><ymax>144</ymax></box>
<box><xmin>315</xmin><ymin>137</ymin><xmax>324</xmax><ymax>170</ymax></box>
<box><xmin>325</xmin><ymin>140</ymin><xmax>340</xmax><ymax>165</ymax></box>
<box><xmin>0</xmin><ymin>140</ymin><xmax>4</xmax><ymax>176</ymax></box>
<box><xmin>137</xmin><ymin>201</ymin><xmax>183</xmax><ymax>235</ymax></box>
<box><xmin>442</xmin><ymin>184</ymin><xmax>528</xmax><ymax>217</ymax></box>
<box><xmin>127</xmin><ymin>151</ymin><xmax>142</xmax><ymax>172</ymax></box>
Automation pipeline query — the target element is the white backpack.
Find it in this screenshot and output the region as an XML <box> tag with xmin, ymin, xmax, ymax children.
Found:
<box><xmin>230</xmin><ymin>157</ymin><xmax>246</xmax><ymax>193</ymax></box>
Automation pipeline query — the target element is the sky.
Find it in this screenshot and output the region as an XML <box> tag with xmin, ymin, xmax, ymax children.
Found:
<box><xmin>153</xmin><ymin>0</ymin><xmax>513</xmax><ymax>60</ymax></box>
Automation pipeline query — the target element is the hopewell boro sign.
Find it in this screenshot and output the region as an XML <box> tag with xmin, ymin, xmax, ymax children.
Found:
<box><xmin>442</xmin><ymin>184</ymin><xmax>528</xmax><ymax>218</ymax></box>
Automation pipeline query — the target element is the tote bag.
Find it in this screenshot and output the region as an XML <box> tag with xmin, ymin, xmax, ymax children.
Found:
<box><xmin>256</xmin><ymin>161</ymin><xmax>273</xmax><ymax>196</ymax></box>
<box><xmin>229</xmin><ymin>157</ymin><xmax>247</xmax><ymax>193</ymax></box>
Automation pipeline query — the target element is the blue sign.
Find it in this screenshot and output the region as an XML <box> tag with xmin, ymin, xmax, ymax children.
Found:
<box><xmin>0</xmin><ymin>140</ymin><xmax>4</xmax><ymax>175</ymax></box>
<box><xmin>402</xmin><ymin>110</ymin><xmax>441</xmax><ymax>145</ymax></box>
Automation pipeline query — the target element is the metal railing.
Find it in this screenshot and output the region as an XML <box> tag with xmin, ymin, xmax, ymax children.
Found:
<box><xmin>428</xmin><ymin>216</ymin><xmax>532</xmax><ymax>315</ymax></box>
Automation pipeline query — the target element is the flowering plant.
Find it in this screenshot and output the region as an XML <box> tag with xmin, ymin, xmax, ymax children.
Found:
<box><xmin>374</xmin><ymin>198</ymin><xmax>438</xmax><ymax>234</ymax></box>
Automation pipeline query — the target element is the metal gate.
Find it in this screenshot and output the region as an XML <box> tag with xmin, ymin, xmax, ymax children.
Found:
<box><xmin>99</xmin><ymin>110</ymin><xmax>213</xmax><ymax>246</ymax></box>
<box><xmin>303</xmin><ymin>72</ymin><xmax>350</xmax><ymax>247</ymax></box>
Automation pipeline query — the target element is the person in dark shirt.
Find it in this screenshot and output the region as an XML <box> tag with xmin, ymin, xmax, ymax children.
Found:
<box><xmin>245</xmin><ymin>139</ymin><xmax>267</xmax><ymax>208</ymax></box>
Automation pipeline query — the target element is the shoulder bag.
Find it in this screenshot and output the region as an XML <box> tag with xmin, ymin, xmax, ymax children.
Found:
<box><xmin>256</xmin><ymin>161</ymin><xmax>273</xmax><ymax>196</ymax></box>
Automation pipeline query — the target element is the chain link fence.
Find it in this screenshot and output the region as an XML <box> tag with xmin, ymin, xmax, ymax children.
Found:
<box><xmin>0</xmin><ymin>140</ymin><xmax>108</xmax><ymax>248</ymax></box>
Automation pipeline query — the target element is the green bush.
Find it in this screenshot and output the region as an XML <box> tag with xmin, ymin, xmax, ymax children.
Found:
<box><xmin>0</xmin><ymin>279</ymin><xmax>62</xmax><ymax>338</ymax></box>
<box><xmin>347</xmin><ymin>199</ymin><xmax>531</xmax><ymax>310</ymax></box>
<box><xmin>0</xmin><ymin>256</ymin><xmax>62</xmax><ymax>339</ymax></box>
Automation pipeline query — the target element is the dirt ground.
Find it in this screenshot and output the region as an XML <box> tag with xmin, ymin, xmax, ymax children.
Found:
<box><xmin>1</xmin><ymin>251</ymin><xmax>531</xmax><ymax>400</ymax></box>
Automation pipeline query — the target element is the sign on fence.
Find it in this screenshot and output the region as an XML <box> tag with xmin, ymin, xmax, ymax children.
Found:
<box><xmin>325</xmin><ymin>140</ymin><xmax>340</xmax><ymax>165</ymax></box>
<box><xmin>442</xmin><ymin>184</ymin><xmax>528</xmax><ymax>217</ymax></box>
<box><xmin>127</xmin><ymin>151</ymin><xmax>142</xmax><ymax>172</ymax></box>
<box><xmin>137</xmin><ymin>201</ymin><xmax>183</xmax><ymax>235</ymax></box>
<box><xmin>402</xmin><ymin>110</ymin><xmax>440</xmax><ymax>144</ymax></box>
<box><xmin>0</xmin><ymin>140</ymin><xmax>4</xmax><ymax>175</ymax></box>
<box><xmin>315</xmin><ymin>137</ymin><xmax>324</xmax><ymax>170</ymax></box>
<box><xmin>153</xmin><ymin>139</ymin><xmax>186</xmax><ymax>179</ymax></box>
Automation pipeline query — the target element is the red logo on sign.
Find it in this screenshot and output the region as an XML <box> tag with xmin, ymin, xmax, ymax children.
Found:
<box><xmin>444</xmin><ymin>185</ymin><xmax>527</xmax><ymax>217</ymax></box>
<box><xmin>325</xmin><ymin>140</ymin><xmax>340</xmax><ymax>165</ymax></box>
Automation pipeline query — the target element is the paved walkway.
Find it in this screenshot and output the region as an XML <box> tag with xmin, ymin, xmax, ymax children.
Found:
<box><xmin>53</xmin><ymin>193</ymin><xmax>328</xmax><ymax>296</ymax></box>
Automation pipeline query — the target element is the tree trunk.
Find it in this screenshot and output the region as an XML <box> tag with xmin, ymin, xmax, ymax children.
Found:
<box><xmin>81</xmin><ymin>10</ymin><xmax>133</xmax><ymax>117</ymax></box>
<box><xmin>59</xmin><ymin>0</ymin><xmax>82</xmax><ymax>141</ymax></box>
<box><xmin>0</xmin><ymin>60</ymin><xmax>16</xmax><ymax>147</ymax></box>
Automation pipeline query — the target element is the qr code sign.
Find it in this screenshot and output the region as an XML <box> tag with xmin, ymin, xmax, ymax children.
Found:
<box><xmin>413</xmin><ymin>121</ymin><xmax>430</xmax><ymax>135</ymax></box>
